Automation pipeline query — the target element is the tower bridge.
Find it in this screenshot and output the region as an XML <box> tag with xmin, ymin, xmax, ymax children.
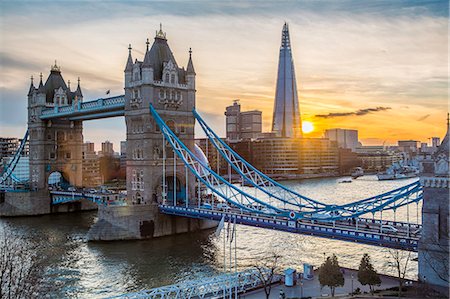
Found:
<box><xmin>0</xmin><ymin>25</ymin><xmax>448</xmax><ymax>289</ymax></box>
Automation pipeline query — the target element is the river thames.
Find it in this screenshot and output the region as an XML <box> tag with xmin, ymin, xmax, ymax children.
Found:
<box><xmin>0</xmin><ymin>175</ymin><xmax>419</xmax><ymax>298</ymax></box>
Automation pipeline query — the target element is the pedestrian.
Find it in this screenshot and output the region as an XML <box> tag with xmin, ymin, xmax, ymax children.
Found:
<box><xmin>279</xmin><ymin>289</ymin><xmax>286</xmax><ymax>299</ymax></box>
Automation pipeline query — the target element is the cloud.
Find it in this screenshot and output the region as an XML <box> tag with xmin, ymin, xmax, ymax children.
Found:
<box><xmin>417</xmin><ymin>114</ymin><xmax>431</xmax><ymax>121</ymax></box>
<box><xmin>315</xmin><ymin>107</ymin><xmax>391</xmax><ymax>118</ymax></box>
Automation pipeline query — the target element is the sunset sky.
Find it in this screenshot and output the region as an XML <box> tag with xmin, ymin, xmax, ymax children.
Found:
<box><xmin>0</xmin><ymin>1</ymin><xmax>448</xmax><ymax>150</ymax></box>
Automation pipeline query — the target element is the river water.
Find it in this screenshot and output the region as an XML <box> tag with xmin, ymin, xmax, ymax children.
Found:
<box><xmin>0</xmin><ymin>175</ymin><xmax>420</xmax><ymax>298</ymax></box>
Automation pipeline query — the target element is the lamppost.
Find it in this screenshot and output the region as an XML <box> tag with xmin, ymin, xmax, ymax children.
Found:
<box><xmin>351</xmin><ymin>273</ymin><xmax>354</xmax><ymax>295</ymax></box>
<box><xmin>300</xmin><ymin>281</ymin><xmax>304</xmax><ymax>298</ymax></box>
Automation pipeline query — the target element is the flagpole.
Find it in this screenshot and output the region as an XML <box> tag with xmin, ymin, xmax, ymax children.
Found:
<box><xmin>234</xmin><ymin>218</ymin><xmax>237</xmax><ymax>298</ymax></box>
<box><xmin>223</xmin><ymin>220</ymin><xmax>226</xmax><ymax>273</ymax></box>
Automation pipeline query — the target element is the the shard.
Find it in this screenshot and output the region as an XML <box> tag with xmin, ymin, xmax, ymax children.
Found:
<box><xmin>272</xmin><ymin>23</ymin><xmax>302</xmax><ymax>138</ymax></box>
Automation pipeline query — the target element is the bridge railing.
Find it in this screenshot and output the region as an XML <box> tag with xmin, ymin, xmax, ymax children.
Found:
<box><xmin>110</xmin><ymin>268</ymin><xmax>269</xmax><ymax>299</ymax></box>
<box><xmin>40</xmin><ymin>95</ymin><xmax>125</xmax><ymax>118</ymax></box>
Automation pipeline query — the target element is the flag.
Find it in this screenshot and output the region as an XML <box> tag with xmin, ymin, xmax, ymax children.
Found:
<box><xmin>106</xmin><ymin>90</ymin><xmax>110</xmax><ymax>95</ymax></box>
<box><xmin>214</xmin><ymin>216</ymin><xmax>225</xmax><ymax>237</ymax></box>
<box><xmin>230</xmin><ymin>218</ymin><xmax>236</xmax><ymax>243</ymax></box>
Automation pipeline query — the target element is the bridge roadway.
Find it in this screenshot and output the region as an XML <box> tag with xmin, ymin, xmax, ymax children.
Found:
<box><xmin>159</xmin><ymin>204</ymin><xmax>420</xmax><ymax>252</ymax></box>
<box><xmin>50</xmin><ymin>190</ymin><xmax>126</xmax><ymax>206</ymax></box>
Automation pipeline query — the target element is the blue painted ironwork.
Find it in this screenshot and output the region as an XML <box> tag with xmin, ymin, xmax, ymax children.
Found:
<box><xmin>160</xmin><ymin>205</ymin><xmax>419</xmax><ymax>252</ymax></box>
<box><xmin>193</xmin><ymin>109</ymin><xmax>423</xmax><ymax>220</ymax></box>
<box><xmin>194</xmin><ymin>108</ymin><xmax>327</xmax><ymax>211</ymax></box>
<box><xmin>150</xmin><ymin>105</ymin><xmax>293</xmax><ymax>218</ymax></box>
<box><xmin>40</xmin><ymin>95</ymin><xmax>125</xmax><ymax>121</ymax></box>
<box><xmin>111</xmin><ymin>268</ymin><xmax>270</xmax><ymax>299</ymax></box>
<box><xmin>152</xmin><ymin>105</ymin><xmax>423</xmax><ymax>222</ymax></box>
<box><xmin>0</xmin><ymin>130</ymin><xmax>29</xmax><ymax>190</ymax></box>
<box><xmin>50</xmin><ymin>190</ymin><xmax>126</xmax><ymax>206</ymax></box>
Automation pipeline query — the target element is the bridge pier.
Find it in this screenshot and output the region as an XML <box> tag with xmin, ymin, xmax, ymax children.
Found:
<box><xmin>0</xmin><ymin>191</ymin><xmax>97</xmax><ymax>216</ymax></box>
<box><xmin>87</xmin><ymin>203</ymin><xmax>216</xmax><ymax>241</ymax></box>
<box><xmin>0</xmin><ymin>190</ymin><xmax>50</xmax><ymax>216</ymax></box>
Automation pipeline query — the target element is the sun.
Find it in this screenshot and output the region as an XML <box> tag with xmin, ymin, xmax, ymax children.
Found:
<box><xmin>302</xmin><ymin>121</ymin><xmax>314</xmax><ymax>134</ymax></box>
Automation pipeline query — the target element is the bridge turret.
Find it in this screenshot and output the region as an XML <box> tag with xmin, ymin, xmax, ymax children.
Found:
<box><xmin>28</xmin><ymin>76</ymin><xmax>35</xmax><ymax>96</ymax></box>
<box><xmin>142</xmin><ymin>38</ymin><xmax>154</xmax><ymax>84</ymax></box>
<box><xmin>124</xmin><ymin>44</ymin><xmax>133</xmax><ymax>88</ymax></box>
<box><xmin>186</xmin><ymin>48</ymin><xmax>196</xmax><ymax>90</ymax></box>
<box><xmin>74</xmin><ymin>77</ymin><xmax>83</xmax><ymax>101</ymax></box>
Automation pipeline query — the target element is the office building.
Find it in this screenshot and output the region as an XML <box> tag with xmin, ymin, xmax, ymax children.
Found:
<box><xmin>225</xmin><ymin>100</ymin><xmax>262</xmax><ymax>141</ymax></box>
<box><xmin>324</xmin><ymin>129</ymin><xmax>359</xmax><ymax>151</ymax></box>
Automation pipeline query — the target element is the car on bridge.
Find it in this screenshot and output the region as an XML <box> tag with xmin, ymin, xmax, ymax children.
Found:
<box><xmin>217</xmin><ymin>203</ymin><xmax>231</xmax><ymax>211</ymax></box>
<box><xmin>200</xmin><ymin>203</ymin><xmax>212</xmax><ymax>210</ymax></box>
<box><xmin>380</xmin><ymin>224</ymin><xmax>398</xmax><ymax>234</ymax></box>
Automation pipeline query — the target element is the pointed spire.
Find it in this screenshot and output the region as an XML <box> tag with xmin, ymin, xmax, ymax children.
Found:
<box><xmin>125</xmin><ymin>44</ymin><xmax>133</xmax><ymax>72</ymax></box>
<box><xmin>67</xmin><ymin>80</ymin><xmax>71</xmax><ymax>90</ymax></box>
<box><xmin>75</xmin><ymin>77</ymin><xmax>83</xmax><ymax>98</ymax></box>
<box><xmin>51</xmin><ymin>60</ymin><xmax>61</xmax><ymax>72</ymax></box>
<box><xmin>28</xmin><ymin>75</ymin><xmax>35</xmax><ymax>96</ymax></box>
<box><xmin>38</xmin><ymin>72</ymin><xmax>45</xmax><ymax>92</ymax></box>
<box><xmin>142</xmin><ymin>40</ymin><xmax>153</xmax><ymax>68</ymax></box>
<box><xmin>155</xmin><ymin>23</ymin><xmax>167</xmax><ymax>39</ymax></box>
<box><xmin>186</xmin><ymin>47</ymin><xmax>195</xmax><ymax>75</ymax></box>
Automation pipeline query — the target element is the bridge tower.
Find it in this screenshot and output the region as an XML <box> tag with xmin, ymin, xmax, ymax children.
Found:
<box><xmin>418</xmin><ymin>115</ymin><xmax>449</xmax><ymax>294</ymax></box>
<box><xmin>124</xmin><ymin>26</ymin><xmax>196</xmax><ymax>206</ymax></box>
<box><xmin>87</xmin><ymin>25</ymin><xmax>216</xmax><ymax>240</ymax></box>
<box><xmin>27</xmin><ymin>63</ymin><xmax>83</xmax><ymax>190</ymax></box>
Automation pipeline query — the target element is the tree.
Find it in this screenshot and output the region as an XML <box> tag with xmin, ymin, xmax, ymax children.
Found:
<box><xmin>387</xmin><ymin>249</ymin><xmax>411</xmax><ymax>297</ymax></box>
<box><xmin>357</xmin><ymin>253</ymin><xmax>381</xmax><ymax>294</ymax></box>
<box><xmin>253</xmin><ymin>252</ymin><xmax>282</xmax><ymax>299</ymax></box>
<box><xmin>318</xmin><ymin>254</ymin><xmax>344</xmax><ymax>297</ymax></box>
<box><xmin>0</xmin><ymin>228</ymin><xmax>48</xmax><ymax>298</ymax></box>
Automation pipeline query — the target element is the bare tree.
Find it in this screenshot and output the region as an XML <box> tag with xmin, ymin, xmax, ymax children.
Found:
<box><xmin>421</xmin><ymin>227</ymin><xmax>449</xmax><ymax>284</ymax></box>
<box><xmin>253</xmin><ymin>252</ymin><xmax>282</xmax><ymax>299</ymax></box>
<box><xmin>0</xmin><ymin>228</ymin><xmax>47</xmax><ymax>298</ymax></box>
<box><xmin>387</xmin><ymin>249</ymin><xmax>411</xmax><ymax>297</ymax></box>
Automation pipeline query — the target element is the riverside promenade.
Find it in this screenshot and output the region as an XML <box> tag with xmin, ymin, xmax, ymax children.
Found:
<box><xmin>240</xmin><ymin>268</ymin><xmax>412</xmax><ymax>299</ymax></box>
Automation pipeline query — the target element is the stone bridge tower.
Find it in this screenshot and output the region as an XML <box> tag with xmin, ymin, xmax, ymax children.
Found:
<box><xmin>124</xmin><ymin>26</ymin><xmax>196</xmax><ymax>206</ymax></box>
<box><xmin>89</xmin><ymin>26</ymin><xmax>216</xmax><ymax>240</ymax></box>
<box><xmin>418</xmin><ymin>114</ymin><xmax>449</xmax><ymax>295</ymax></box>
<box><xmin>27</xmin><ymin>63</ymin><xmax>84</xmax><ymax>191</ymax></box>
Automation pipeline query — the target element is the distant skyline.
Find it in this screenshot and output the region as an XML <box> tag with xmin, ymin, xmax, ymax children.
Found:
<box><xmin>0</xmin><ymin>1</ymin><xmax>448</xmax><ymax>149</ymax></box>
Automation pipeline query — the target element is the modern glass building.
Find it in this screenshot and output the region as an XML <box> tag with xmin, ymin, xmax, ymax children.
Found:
<box><xmin>272</xmin><ymin>23</ymin><xmax>302</xmax><ymax>138</ymax></box>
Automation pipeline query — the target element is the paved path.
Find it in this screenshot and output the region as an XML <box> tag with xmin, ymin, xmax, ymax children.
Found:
<box><xmin>241</xmin><ymin>268</ymin><xmax>407</xmax><ymax>299</ymax></box>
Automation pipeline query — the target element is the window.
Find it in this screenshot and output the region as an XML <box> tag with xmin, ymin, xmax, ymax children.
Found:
<box><xmin>159</xmin><ymin>89</ymin><xmax>164</xmax><ymax>98</ymax></box>
<box><xmin>134</xmin><ymin>90</ymin><xmax>139</xmax><ymax>99</ymax></box>
<box><xmin>47</xmin><ymin>134</ymin><xmax>52</xmax><ymax>140</ymax></box>
<box><xmin>49</xmin><ymin>152</ymin><xmax>56</xmax><ymax>159</ymax></box>
<box><xmin>66</xmin><ymin>152</ymin><xmax>71</xmax><ymax>159</ymax></box>
<box><xmin>170</xmin><ymin>74</ymin><xmax>175</xmax><ymax>84</ymax></box>
<box><xmin>165</xmin><ymin>73</ymin><xmax>169</xmax><ymax>82</ymax></box>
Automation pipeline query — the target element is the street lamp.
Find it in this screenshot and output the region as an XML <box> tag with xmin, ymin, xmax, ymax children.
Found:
<box><xmin>351</xmin><ymin>273</ymin><xmax>354</xmax><ymax>295</ymax></box>
<box><xmin>300</xmin><ymin>281</ymin><xmax>304</xmax><ymax>298</ymax></box>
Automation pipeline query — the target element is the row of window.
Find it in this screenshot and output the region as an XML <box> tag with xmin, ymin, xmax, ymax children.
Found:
<box><xmin>159</xmin><ymin>89</ymin><xmax>182</xmax><ymax>100</ymax></box>
<box><xmin>131</xmin><ymin>169</ymin><xmax>144</xmax><ymax>191</ymax></box>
